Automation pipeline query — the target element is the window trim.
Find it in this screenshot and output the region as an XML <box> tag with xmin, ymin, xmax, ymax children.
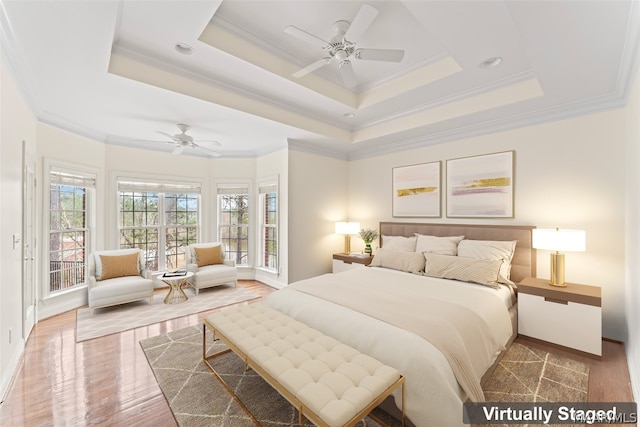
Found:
<box><xmin>116</xmin><ymin>175</ymin><xmax>202</xmax><ymax>272</ymax></box>
<box><xmin>215</xmin><ymin>180</ymin><xmax>252</xmax><ymax>267</ymax></box>
<box><xmin>258</xmin><ymin>175</ymin><xmax>279</xmax><ymax>273</ymax></box>
<box><xmin>44</xmin><ymin>159</ymin><xmax>97</xmax><ymax>299</ymax></box>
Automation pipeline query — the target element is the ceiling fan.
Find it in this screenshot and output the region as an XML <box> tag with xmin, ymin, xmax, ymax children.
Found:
<box><xmin>156</xmin><ymin>123</ymin><xmax>222</xmax><ymax>157</ymax></box>
<box><xmin>284</xmin><ymin>3</ymin><xmax>405</xmax><ymax>88</ymax></box>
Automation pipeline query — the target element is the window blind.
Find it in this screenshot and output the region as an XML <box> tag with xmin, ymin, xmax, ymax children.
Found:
<box><xmin>50</xmin><ymin>166</ymin><xmax>96</xmax><ymax>188</ymax></box>
<box><xmin>258</xmin><ymin>183</ymin><xmax>278</xmax><ymax>194</ymax></box>
<box><xmin>118</xmin><ymin>179</ymin><xmax>201</xmax><ymax>194</ymax></box>
<box><xmin>217</xmin><ymin>183</ymin><xmax>249</xmax><ymax>195</ymax></box>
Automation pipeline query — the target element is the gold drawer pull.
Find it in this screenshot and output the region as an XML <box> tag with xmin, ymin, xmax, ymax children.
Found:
<box><xmin>544</xmin><ymin>297</ymin><xmax>568</xmax><ymax>305</ymax></box>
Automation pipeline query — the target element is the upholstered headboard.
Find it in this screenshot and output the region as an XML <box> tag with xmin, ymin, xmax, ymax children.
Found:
<box><xmin>379</xmin><ymin>222</ymin><xmax>536</xmax><ymax>283</ymax></box>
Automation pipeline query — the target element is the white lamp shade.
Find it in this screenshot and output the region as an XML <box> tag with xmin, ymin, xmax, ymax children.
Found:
<box><xmin>335</xmin><ymin>221</ymin><xmax>360</xmax><ymax>235</ymax></box>
<box><xmin>532</xmin><ymin>229</ymin><xmax>586</xmax><ymax>252</ymax></box>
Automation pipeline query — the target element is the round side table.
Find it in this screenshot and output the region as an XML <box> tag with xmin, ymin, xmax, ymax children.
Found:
<box><xmin>160</xmin><ymin>271</ymin><xmax>194</xmax><ymax>304</ymax></box>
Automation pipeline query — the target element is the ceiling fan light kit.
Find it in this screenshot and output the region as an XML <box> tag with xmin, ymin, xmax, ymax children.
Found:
<box><xmin>156</xmin><ymin>123</ymin><xmax>222</xmax><ymax>157</ymax></box>
<box><xmin>285</xmin><ymin>4</ymin><xmax>405</xmax><ymax>87</ymax></box>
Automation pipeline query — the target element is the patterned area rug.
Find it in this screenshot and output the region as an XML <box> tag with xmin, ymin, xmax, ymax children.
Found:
<box><xmin>76</xmin><ymin>285</ymin><xmax>259</xmax><ymax>342</ymax></box>
<box><xmin>140</xmin><ymin>328</ymin><xmax>590</xmax><ymax>427</ymax></box>
<box><xmin>140</xmin><ymin>325</ymin><xmax>397</xmax><ymax>427</ymax></box>
<box><xmin>483</xmin><ymin>342</ymin><xmax>590</xmax><ymax>403</ymax></box>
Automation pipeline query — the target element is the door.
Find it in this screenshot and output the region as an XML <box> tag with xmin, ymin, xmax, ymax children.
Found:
<box><xmin>23</xmin><ymin>146</ymin><xmax>36</xmax><ymax>339</ymax></box>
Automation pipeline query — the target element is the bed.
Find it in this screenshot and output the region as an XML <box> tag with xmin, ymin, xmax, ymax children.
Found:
<box><xmin>264</xmin><ymin>222</ymin><xmax>535</xmax><ymax>427</ymax></box>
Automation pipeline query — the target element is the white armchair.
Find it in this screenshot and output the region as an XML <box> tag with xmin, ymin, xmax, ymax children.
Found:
<box><xmin>88</xmin><ymin>248</ymin><xmax>154</xmax><ymax>316</ymax></box>
<box><xmin>185</xmin><ymin>242</ymin><xmax>238</xmax><ymax>295</ymax></box>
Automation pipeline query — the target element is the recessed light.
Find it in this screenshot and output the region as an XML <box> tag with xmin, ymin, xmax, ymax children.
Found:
<box><xmin>343</xmin><ymin>113</ymin><xmax>355</xmax><ymax>118</ymax></box>
<box><xmin>174</xmin><ymin>43</ymin><xmax>194</xmax><ymax>55</ymax></box>
<box><xmin>479</xmin><ymin>56</ymin><xmax>503</xmax><ymax>68</ymax></box>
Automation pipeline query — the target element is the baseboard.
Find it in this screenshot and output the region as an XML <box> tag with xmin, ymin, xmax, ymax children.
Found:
<box><xmin>626</xmin><ymin>344</ymin><xmax>640</xmax><ymax>403</ymax></box>
<box><xmin>0</xmin><ymin>338</ymin><xmax>25</xmax><ymax>405</ymax></box>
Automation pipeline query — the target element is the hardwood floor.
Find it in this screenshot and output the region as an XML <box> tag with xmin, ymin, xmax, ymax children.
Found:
<box><xmin>0</xmin><ymin>280</ymin><xmax>634</xmax><ymax>426</ymax></box>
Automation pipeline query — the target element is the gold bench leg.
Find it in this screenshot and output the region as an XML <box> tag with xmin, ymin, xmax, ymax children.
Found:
<box><xmin>201</xmin><ymin>323</ymin><xmax>260</xmax><ymax>426</ymax></box>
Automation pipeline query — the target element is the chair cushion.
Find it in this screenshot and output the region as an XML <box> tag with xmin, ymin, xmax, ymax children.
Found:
<box><xmin>100</xmin><ymin>252</ymin><xmax>140</xmax><ymax>280</ymax></box>
<box><xmin>194</xmin><ymin>245</ymin><xmax>223</xmax><ymax>267</ymax></box>
<box><xmin>193</xmin><ymin>264</ymin><xmax>237</xmax><ymax>286</ymax></box>
<box><xmin>88</xmin><ymin>276</ymin><xmax>153</xmax><ymax>308</ymax></box>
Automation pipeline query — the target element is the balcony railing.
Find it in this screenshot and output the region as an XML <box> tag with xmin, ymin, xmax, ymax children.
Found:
<box><xmin>50</xmin><ymin>260</ymin><xmax>85</xmax><ymax>292</ymax></box>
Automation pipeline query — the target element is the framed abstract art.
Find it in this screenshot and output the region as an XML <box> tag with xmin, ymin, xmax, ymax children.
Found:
<box><xmin>392</xmin><ymin>161</ymin><xmax>441</xmax><ymax>217</ymax></box>
<box><xmin>446</xmin><ymin>151</ymin><xmax>514</xmax><ymax>218</ymax></box>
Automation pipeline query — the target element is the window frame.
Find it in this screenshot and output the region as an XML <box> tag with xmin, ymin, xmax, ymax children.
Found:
<box><xmin>45</xmin><ymin>161</ymin><xmax>97</xmax><ymax>298</ymax></box>
<box><xmin>258</xmin><ymin>177</ymin><xmax>278</xmax><ymax>272</ymax></box>
<box><xmin>216</xmin><ymin>181</ymin><xmax>251</xmax><ymax>267</ymax></box>
<box><xmin>117</xmin><ymin>177</ymin><xmax>201</xmax><ymax>272</ymax></box>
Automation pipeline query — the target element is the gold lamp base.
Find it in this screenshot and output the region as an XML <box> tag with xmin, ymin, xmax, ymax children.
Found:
<box><xmin>549</xmin><ymin>252</ymin><xmax>566</xmax><ymax>287</ymax></box>
<box><xmin>343</xmin><ymin>235</ymin><xmax>351</xmax><ymax>254</ymax></box>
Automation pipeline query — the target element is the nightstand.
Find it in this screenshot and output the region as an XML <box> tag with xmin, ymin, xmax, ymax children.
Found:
<box><xmin>332</xmin><ymin>254</ymin><xmax>372</xmax><ymax>273</ymax></box>
<box><xmin>518</xmin><ymin>277</ymin><xmax>602</xmax><ymax>357</ymax></box>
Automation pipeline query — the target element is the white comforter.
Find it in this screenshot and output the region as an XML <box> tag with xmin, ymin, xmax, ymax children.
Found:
<box><xmin>263</xmin><ymin>267</ymin><xmax>513</xmax><ymax>427</ymax></box>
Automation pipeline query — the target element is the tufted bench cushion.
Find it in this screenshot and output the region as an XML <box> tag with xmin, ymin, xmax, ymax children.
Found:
<box><xmin>203</xmin><ymin>303</ymin><xmax>405</xmax><ymax>427</ymax></box>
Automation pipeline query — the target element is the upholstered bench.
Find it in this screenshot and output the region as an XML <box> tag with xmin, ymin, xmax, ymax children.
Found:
<box><xmin>202</xmin><ymin>303</ymin><xmax>405</xmax><ymax>427</ymax></box>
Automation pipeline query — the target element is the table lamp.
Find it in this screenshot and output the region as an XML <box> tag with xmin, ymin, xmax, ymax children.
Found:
<box><xmin>335</xmin><ymin>221</ymin><xmax>360</xmax><ymax>254</ymax></box>
<box><xmin>532</xmin><ymin>228</ymin><xmax>586</xmax><ymax>287</ymax></box>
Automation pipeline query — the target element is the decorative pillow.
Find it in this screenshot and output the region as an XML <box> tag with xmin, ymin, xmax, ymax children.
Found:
<box><xmin>94</xmin><ymin>248</ymin><xmax>141</xmax><ymax>280</ymax></box>
<box><xmin>99</xmin><ymin>253</ymin><xmax>140</xmax><ymax>281</ymax></box>
<box><xmin>381</xmin><ymin>235</ymin><xmax>417</xmax><ymax>252</ymax></box>
<box><xmin>457</xmin><ymin>239</ymin><xmax>517</xmax><ymax>284</ymax></box>
<box><xmin>369</xmin><ymin>248</ymin><xmax>425</xmax><ymax>274</ymax></box>
<box><xmin>415</xmin><ymin>234</ymin><xmax>464</xmax><ymax>255</ymax></box>
<box><xmin>194</xmin><ymin>245</ymin><xmax>223</xmax><ymax>267</ymax></box>
<box><xmin>423</xmin><ymin>253</ymin><xmax>503</xmax><ymax>289</ymax></box>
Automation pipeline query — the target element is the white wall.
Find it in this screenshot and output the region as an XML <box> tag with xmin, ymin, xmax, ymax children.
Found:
<box><xmin>624</xmin><ymin>70</ymin><xmax>640</xmax><ymax>402</ymax></box>
<box><xmin>0</xmin><ymin>59</ymin><xmax>37</xmax><ymax>399</ymax></box>
<box><xmin>288</xmin><ymin>149</ymin><xmax>348</xmax><ymax>283</ymax></box>
<box><xmin>348</xmin><ymin>109</ymin><xmax>628</xmax><ymax>342</ymax></box>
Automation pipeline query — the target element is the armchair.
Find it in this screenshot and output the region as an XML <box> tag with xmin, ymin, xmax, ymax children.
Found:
<box><xmin>185</xmin><ymin>242</ymin><xmax>238</xmax><ymax>295</ymax></box>
<box><xmin>88</xmin><ymin>248</ymin><xmax>154</xmax><ymax>316</ymax></box>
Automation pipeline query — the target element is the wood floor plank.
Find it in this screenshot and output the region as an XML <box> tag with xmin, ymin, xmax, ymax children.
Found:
<box><xmin>0</xmin><ymin>280</ymin><xmax>633</xmax><ymax>427</ymax></box>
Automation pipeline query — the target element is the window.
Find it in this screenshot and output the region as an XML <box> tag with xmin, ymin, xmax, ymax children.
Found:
<box><xmin>217</xmin><ymin>183</ymin><xmax>249</xmax><ymax>266</ymax></box>
<box><xmin>48</xmin><ymin>166</ymin><xmax>96</xmax><ymax>293</ymax></box>
<box><xmin>118</xmin><ymin>179</ymin><xmax>200</xmax><ymax>271</ymax></box>
<box><xmin>259</xmin><ymin>182</ymin><xmax>278</xmax><ymax>271</ymax></box>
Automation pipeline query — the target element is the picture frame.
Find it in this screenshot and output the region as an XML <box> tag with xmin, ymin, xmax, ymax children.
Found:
<box><xmin>446</xmin><ymin>151</ymin><xmax>514</xmax><ymax>218</ymax></box>
<box><xmin>392</xmin><ymin>161</ymin><xmax>441</xmax><ymax>217</ymax></box>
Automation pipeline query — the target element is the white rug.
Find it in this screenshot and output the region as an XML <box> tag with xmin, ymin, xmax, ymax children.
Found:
<box><xmin>76</xmin><ymin>285</ymin><xmax>260</xmax><ymax>342</ymax></box>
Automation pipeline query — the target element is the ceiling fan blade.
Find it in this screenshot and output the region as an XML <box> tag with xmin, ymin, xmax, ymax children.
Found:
<box><xmin>172</xmin><ymin>145</ymin><xmax>185</xmax><ymax>155</ymax></box>
<box><xmin>355</xmin><ymin>48</ymin><xmax>405</xmax><ymax>62</ymax></box>
<box><xmin>344</xmin><ymin>4</ymin><xmax>378</xmax><ymax>41</ymax></box>
<box><xmin>293</xmin><ymin>58</ymin><xmax>332</xmax><ymax>78</ymax></box>
<box><xmin>284</xmin><ymin>26</ymin><xmax>329</xmax><ymax>50</ymax></box>
<box><xmin>194</xmin><ymin>144</ymin><xmax>221</xmax><ymax>157</ymax></box>
<box><xmin>157</xmin><ymin>131</ymin><xmax>176</xmax><ymax>140</ymax></box>
<box><xmin>195</xmin><ymin>139</ymin><xmax>222</xmax><ymax>147</ymax></box>
<box><xmin>339</xmin><ymin>60</ymin><xmax>357</xmax><ymax>88</ymax></box>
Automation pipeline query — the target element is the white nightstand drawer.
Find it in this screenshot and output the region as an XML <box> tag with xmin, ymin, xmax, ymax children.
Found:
<box><xmin>518</xmin><ymin>293</ymin><xmax>602</xmax><ymax>356</ymax></box>
<box><xmin>332</xmin><ymin>259</ymin><xmax>367</xmax><ymax>273</ymax></box>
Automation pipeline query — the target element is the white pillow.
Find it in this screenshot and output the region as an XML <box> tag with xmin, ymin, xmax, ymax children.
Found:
<box><xmin>457</xmin><ymin>239</ymin><xmax>516</xmax><ymax>284</ymax></box>
<box><xmin>415</xmin><ymin>234</ymin><xmax>464</xmax><ymax>256</ymax></box>
<box><xmin>369</xmin><ymin>248</ymin><xmax>425</xmax><ymax>274</ymax></box>
<box><xmin>423</xmin><ymin>253</ymin><xmax>502</xmax><ymax>289</ymax></box>
<box><xmin>381</xmin><ymin>235</ymin><xmax>417</xmax><ymax>252</ymax></box>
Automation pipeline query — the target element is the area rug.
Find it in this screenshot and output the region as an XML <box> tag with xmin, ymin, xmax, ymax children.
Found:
<box><xmin>76</xmin><ymin>285</ymin><xmax>259</xmax><ymax>342</ymax></box>
<box><xmin>483</xmin><ymin>342</ymin><xmax>590</xmax><ymax>403</ymax></box>
<box><xmin>140</xmin><ymin>325</ymin><xmax>397</xmax><ymax>426</ymax></box>
<box><xmin>140</xmin><ymin>328</ymin><xmax>590</xmax><ymax>426</ymax></box>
